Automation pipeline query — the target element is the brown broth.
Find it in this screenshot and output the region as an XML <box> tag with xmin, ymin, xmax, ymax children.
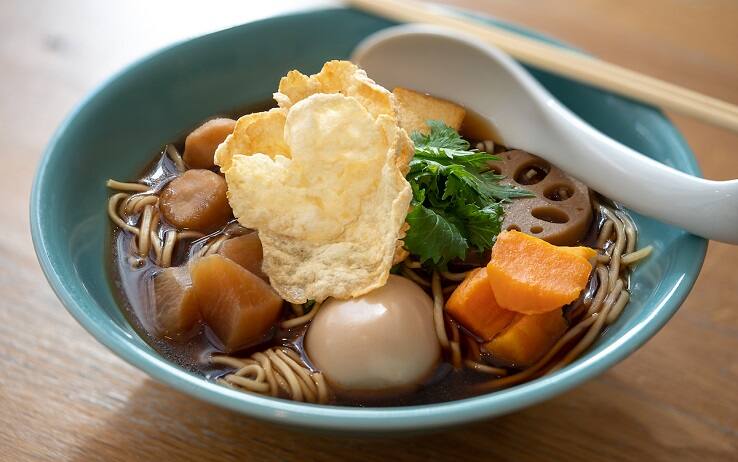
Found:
<box><xmin>108</xmin><ymin>103</ymin><xmax>616</xmax><ymax>407</ymax></box>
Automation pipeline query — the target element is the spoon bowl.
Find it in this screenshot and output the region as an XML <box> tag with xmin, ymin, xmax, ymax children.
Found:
<box><xmin>353</xmin><ymin>25</ymin><xmax>738</xmax><ymax>244</ymax></box>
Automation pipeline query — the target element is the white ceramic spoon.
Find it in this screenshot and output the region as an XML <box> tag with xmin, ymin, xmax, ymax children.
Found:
<box><xmin>352</xmin><ymin>25</ymin><xmax>738</xmax><ymax>245</ymax></box>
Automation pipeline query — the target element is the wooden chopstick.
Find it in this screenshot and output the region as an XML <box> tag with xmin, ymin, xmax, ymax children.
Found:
<box><xmin>347</xmin><ymin>0</ymin><xmax>738</xmax><ymax>132</ymax></box>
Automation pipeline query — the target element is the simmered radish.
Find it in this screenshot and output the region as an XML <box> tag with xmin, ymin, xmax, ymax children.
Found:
<box><xmin>183</xmin><ymin>118</ymin><xmax>236</xmax><ymax>169</ymax></box>
<box><xmin>190</xmin><ymin>254</ymin><xmax>282</xmax><ymax>352</ymax></box>
<box><xmin>160</xmin><ymin>169</ymin><xmax>232</xmax><ymax>232</ymax></box>
<box><xmin>152</xmin><ymin>266</ymin><xmax>201</xmax><ymax>338</ymax></box>
<box><xmin>217</xmin><ymin>233</ymin><xmax>266</xmax><ymax>280</ymax></box>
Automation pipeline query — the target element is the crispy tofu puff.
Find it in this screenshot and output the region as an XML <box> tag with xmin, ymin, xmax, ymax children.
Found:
<box><xmin>215</xmin><ymin>61</ymin><xmax>413</xmax><ymax>303</ymax></box>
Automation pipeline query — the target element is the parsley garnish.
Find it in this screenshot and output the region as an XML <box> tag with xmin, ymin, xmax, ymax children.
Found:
<box><xmin>404</xmin><ymin>121</ymin><xmax>530</xmax><ymax>267</ymax></box>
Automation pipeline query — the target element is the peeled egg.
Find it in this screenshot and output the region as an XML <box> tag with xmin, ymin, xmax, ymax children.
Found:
<box><xmin>305</xmin><ymin>275</ymin><xmax>440</xmax><ymax>392</ymax></box>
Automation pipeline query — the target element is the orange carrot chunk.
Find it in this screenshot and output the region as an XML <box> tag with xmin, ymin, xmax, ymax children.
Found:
<box><xmin>486</xmin><ymin>230</ymin><xmax>593</xmax><ymax>314</ymax></box>
<box><xmin>190</xmin><ymin>254</ymin><xmax>283</xmax><ymax>352</ymax></box>
<box><xmin>483</xmin><ymin>309</ymin><xmax>568</xmax><ymax>367</ymax></box>
<box><xmin>446</xmin><ymin>268</ymin><xmax>517</xmax><ymax>341</ymax></box>
<box><xmin>560</xmin><ymin>246</ymin><xmax>597</xmax><ymax>263</ymax></box>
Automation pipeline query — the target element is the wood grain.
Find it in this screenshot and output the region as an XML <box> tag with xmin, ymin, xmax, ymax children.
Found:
<box><xmin>1</xmin><ymin>1</ymin><xmax>736</xmax><ymax>460</ymax></box>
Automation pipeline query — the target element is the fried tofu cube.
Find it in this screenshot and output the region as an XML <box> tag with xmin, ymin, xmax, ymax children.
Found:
<box><xmin>393</xmin><ymin>87</ymin><xmax>466</xmax><ymax>135</ymax></box>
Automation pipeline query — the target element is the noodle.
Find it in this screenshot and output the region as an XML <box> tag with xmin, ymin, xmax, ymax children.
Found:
<box><xmin>106</xmin><ymin>179</ymin><xmax>150</xmax><ymax>192</ymax></box>
<box><xmin>137</xmin><ymin>205</ymin><xmax>154</xmax><ymax>257</ymax></box>
<box><xmin>585</xmin><ymin>265</ymin><xmax>611</xmax><ymax>317</ymax></box>
<box><xmin>464</xmin><ymin>360</ymin><xmax>507</xmax><ymax>376</ymax></box>
<box><xmin>403</xmin><ymin>259</ymin><xmax>422</xmax><ymax>269</ymax></box>
<box><xmin>199</xmin><ymin>235</ymin><xmax>228</xmax><ymax>257</ymax></box>
<box><xmin>401</xmin><ymin>266</ymin><xmax>431</xmax><ymax>287</ymax></box>
<box><xmin>214</xmin><ymin>347</ymin><xmax>329</xmax><ymax>403</ymax></box>
<box><xmin>177</xmin><ymin>230</ymin><xmax>205</xmax><ymax>241</ymax></box>
<box><xmin>621</xmin><ymin>246</ymin><xmax>653</xmax><ymax>266</ymax></box>
<box><xmin>449</xmin><ymin>321</ymin><xmax>462</xmax><ymax>369</ymax></box>
<box><xmin>596</xmin><ymin>254</ymin><xmax>611</xmax><ymax>264</ymax></box>
<box><xmin>252</xmin><ymin>352</ymin><xmax>278</xmax><ymax>396</ymax></box>
<box><xmin>149</xmin><ymin>213</ymin><xmax>163</xmax><ymax>264</ymax></box>
<box><xmin>224</xmin><ymin>374</ymin><xmax>271</xmax><ymax>393</ymax></box>
<box><xmin>606</xmin><ymin>289</ymin><xmax>630</xmax><ymax>325</ymax></box>
<box><xmin>596</xmin><ymin>220</ymin><xmax>613</xmax><ymax>249</ymax></box>
<box><xmin>266</xmin><ymin>349</ymin><xmax>304</xmax><ymax>401</ymax></box>
<box><xmin>107</xmin><ymin>193</ymin><xmax>139</xmax><ymax>235</ymax></box>
<box><xmin>166</xmin><ymin>144</ymin><xmax>186</xmax><ymax>173</ymax></box>
<box><xmin>476</xmin><ymin>140</ymin><xmax>495</xmax><ymax>153</ymax></box>
<box><xmin>441</xmin><ymin>271</ymin><xmax>469</xmax><ymax>282</ymax></box>
<box><xmin>618</xmin><ymin>210</ymin><xmax>637</xmax><ymax>255</ymax></box>
<box><xmin>281</xmin><ymin>302</ymin><xmax>322</xmax><ymax>329</ymax></box>
<box><xmin>431</xmin><ymin>271</ymin><xmax>450</xmax><ymax>348</ymax></box>
<box><xmin>161</xmin><ymin>230</ymin><xmax>177</xmax><ymax>268</ymax></box>
<box><xmin>601</xmin><ymin>207</ymin><xmax>626</xmax><ymax>289</ymax></box>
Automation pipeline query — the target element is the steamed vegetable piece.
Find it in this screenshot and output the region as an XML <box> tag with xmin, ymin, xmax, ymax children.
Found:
<box><xmin>217</xmin><ymin>233</ymin><xmax>267</xmax><ymax>280</ymax></box>
<box><xmin>445</xmin><ymin>267</ymin><xmax>516</xmax><ymax>341</ymax></box>
<box><xmin>483</xmin><ymin>310</ymin><xmax>568</xmax><ymax>367</ymax></box>
<box><xmin>160</xmin><ymin>169</ymin><xmax>232</xmax><ymax>232</ymax></box>
<box><xmin>183</xmin><ymin>118</ymin><xmax>236</xmax><ymax>169</ymax></box>
<box><xmin>152</xmin><ymin>266</ymin><xmax>201</xmax><ymax>337</ymax></box>
<box><xmin>404</xmin><ymin>121</ymin><xmax>531</xmax><ymax>267</ymax></box>
<box><xmin>487</xmin><ymin>230</ymin><xmax>594</xmax><ymax>314</ymax></box>
<box><xmin>190</xmin><ymin>254</ymin><xmax>282</xmax><ymax>352</ymax></box>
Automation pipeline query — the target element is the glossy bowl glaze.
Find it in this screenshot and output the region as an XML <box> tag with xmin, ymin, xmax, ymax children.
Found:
<box><xmin>30</xmin><ymin>7</ymin><xmax>706</xmax><ymax>433</ymax></box>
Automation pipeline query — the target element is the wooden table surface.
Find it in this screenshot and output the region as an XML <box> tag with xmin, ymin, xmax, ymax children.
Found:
<box><xmin>2</xmin><ymin>1</ymin><xmax>737</xmax><ymax>460</ymax></box>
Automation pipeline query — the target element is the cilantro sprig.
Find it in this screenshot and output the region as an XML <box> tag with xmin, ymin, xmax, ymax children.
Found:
<box><xmin>404</xmin><ymin>121</ymin><xmax>530</xmax><ymax>267</ymax></box>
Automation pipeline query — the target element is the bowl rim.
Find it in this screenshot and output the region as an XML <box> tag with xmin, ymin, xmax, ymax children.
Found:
<box><xmin>30</xmin><ymin>7</ymin><xmax>708</xmax><ymax>432</ymax></box>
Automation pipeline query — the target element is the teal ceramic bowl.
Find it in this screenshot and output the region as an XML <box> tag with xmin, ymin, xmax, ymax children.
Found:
<box><xmin>31</xmin><ymin>7</ymin><xmax>706</xmax><ymax>433</ymax></box>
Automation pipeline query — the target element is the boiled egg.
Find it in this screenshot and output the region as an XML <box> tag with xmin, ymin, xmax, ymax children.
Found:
<box><xmin>305</xmin><ymin>275</ymin><xmax>440</xmax><ymax>392</ymax></box>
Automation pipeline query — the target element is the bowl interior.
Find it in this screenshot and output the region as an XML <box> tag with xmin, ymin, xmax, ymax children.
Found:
<box><xmin>31</xmin><ymin>7</ymin><xmax>706</xmax><ymax>432</ymax></box>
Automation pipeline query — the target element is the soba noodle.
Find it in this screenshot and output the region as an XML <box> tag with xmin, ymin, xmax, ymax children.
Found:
<box><xmin>212</xmin><ymin>347</ymin><xmax>330</xmax><ymax>404</ymax></box>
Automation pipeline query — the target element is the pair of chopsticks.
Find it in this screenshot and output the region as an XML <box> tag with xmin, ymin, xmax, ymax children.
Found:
<box><xmin>346</xmin><ymin>0</ymin><xmax>738</xmax><ymax>133</ymax></box>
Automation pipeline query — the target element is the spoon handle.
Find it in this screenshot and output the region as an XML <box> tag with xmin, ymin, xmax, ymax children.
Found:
<box><xmin>538</xmin><ymin>102</ymin><xmax>738</xmax><ymax>244</ymax></box>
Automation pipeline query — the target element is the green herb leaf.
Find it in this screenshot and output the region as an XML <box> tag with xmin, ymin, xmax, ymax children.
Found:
<box><xmin>453</xmin><ymin>202</ymin><xmax>503</xmax><ymax>251</ymax></box>
<box><xmin>410</xmin><ymin>120</ymin><xmax>470</xmax><ymax>151</ymax></box>
<box><xmin>403</xmin><ymin>120</ymin><xmax>530</xmax><ymax>267</ymax></box>
<box><xmin>404</xmin><ymin>205</ymin><xmax>468</xmax><ymax>265</ymax></box>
